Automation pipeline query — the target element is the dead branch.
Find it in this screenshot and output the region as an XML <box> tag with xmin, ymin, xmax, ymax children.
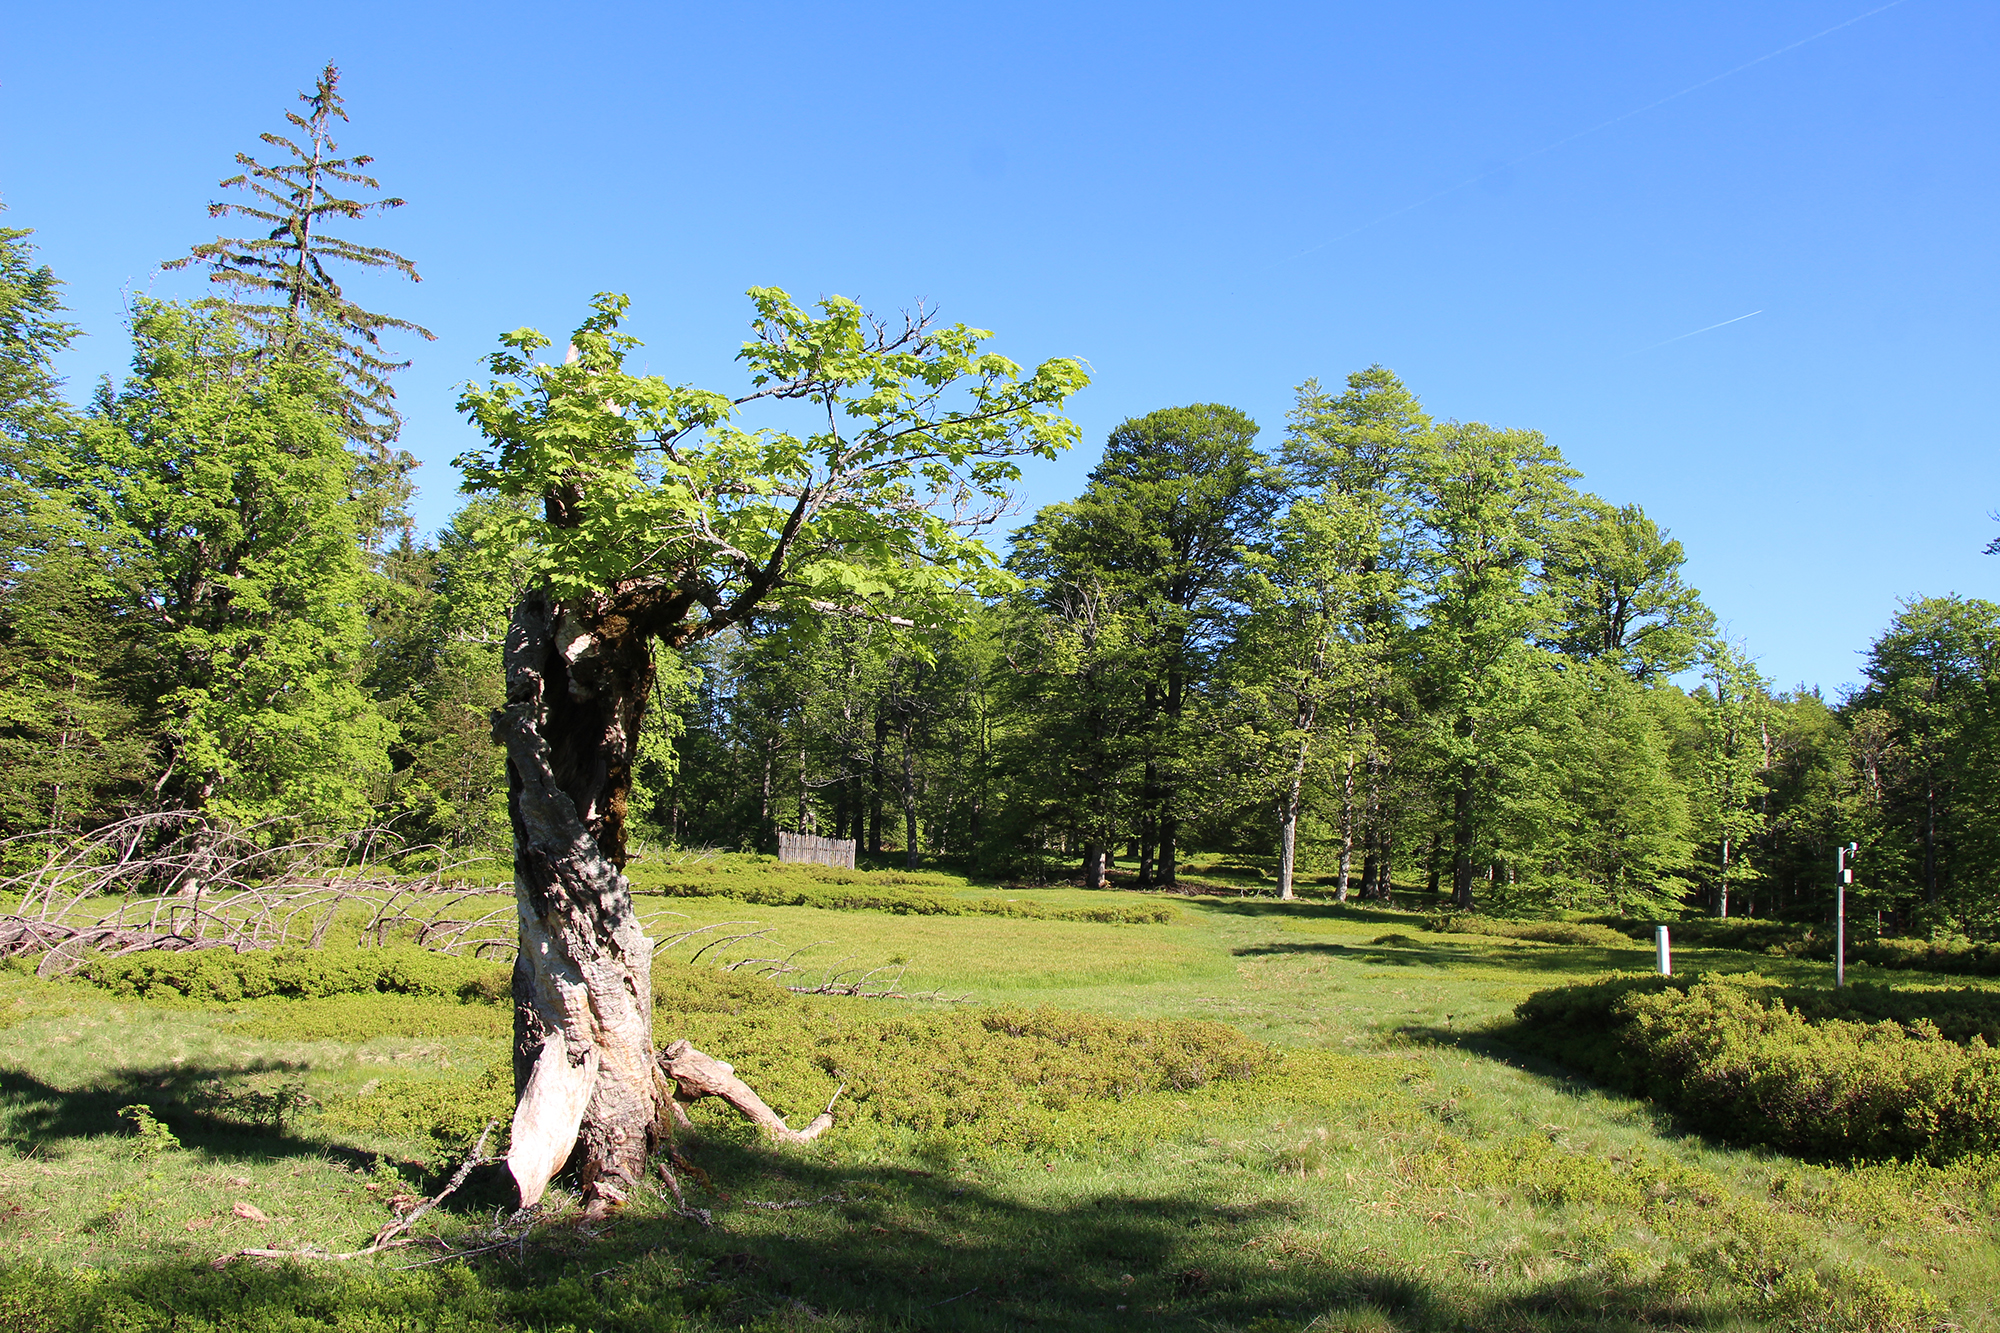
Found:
<box><xmin>0</xmin><ymin>814</ymin><xmax>508</xmax><ymax>973</ymax></box>
<box><xmin>211</xmin><ymin>1121</ymin><xmax>497</xmax><ymax>1268</ymax></box>
<box><xmin>660</xmin><ymin>1040</ymin><xmax>842</xmax><ymax>1144</ymax></box>
<box><xmin>654</xmin><ymin>1161</ymin><xmax>712</xmax><ymax>1227</ymax></box>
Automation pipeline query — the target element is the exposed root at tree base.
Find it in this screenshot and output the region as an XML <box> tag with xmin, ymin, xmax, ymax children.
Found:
<box><xmin>660</xmin><ymin>1040</ymin><xmax>843</xmax><ymax>1144</ymax></box>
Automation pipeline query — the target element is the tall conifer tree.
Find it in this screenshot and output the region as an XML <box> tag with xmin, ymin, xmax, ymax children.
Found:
<box><xmin>163</xmin><ymin>62</ymin><xmax>432</xmax><ymax>447</ymax></box>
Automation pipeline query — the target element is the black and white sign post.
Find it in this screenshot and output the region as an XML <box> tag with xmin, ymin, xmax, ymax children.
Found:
<box><xmin>1835</xmin><ymin>842</ymin><xmax>1858</xmax><ymax>989</ymax></box>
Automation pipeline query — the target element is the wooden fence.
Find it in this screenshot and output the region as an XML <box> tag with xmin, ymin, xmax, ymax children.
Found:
<box><xmin>776</xmin><ymin>832</ymin><xmax>857</xmax><ymax>869</ymax></box>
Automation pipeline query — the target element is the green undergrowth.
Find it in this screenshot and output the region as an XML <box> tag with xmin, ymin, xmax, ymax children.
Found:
<box><xmin>1423</xmin><ymin>915</ymin><xmax>1633</xmax><ymax>948</ymax></box>
<box><xmin>629</xmin><ymin>857</ymin><xmax>1178</xmax><ymax>924</ymax></box>
<box><xmin>4</xmin><ymin>862</ymin><xmax>1997</xmax><ymax>1330</ymax></box>
<box><xmin>653</xmin><ymin>959</ymin><xmax>1319</xmax><ymax>1157</ymax></box>
<box><xmin>1826</xmin><ymin>934</ymin><xmax>2000</xmax><ymax>976</ymax></box>
<box><xmin>1506</xmin><ymin>971</ymin><xmax>2000</xmax><ymax>1163</ymax></box>
<box><xmin>321</xmin><ymin>960</ymin><xmax>1331</xmax><ymax>1169</ymax></box>
<box><xmin>76</xmin><ymin>945</ymin><xmax>510</xmax><ymax>1005</ymax></box>
<box><xmin>1581</xmin><ymin>914</ymin><xmax>2000</xmax><ymax>976</ymax></box>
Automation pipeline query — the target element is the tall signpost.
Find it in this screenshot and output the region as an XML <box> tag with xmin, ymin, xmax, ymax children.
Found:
<box><xmin>1835</xmin><ymin>842</ymin><xmax>1858</xmax><ymax>989</ymax></box>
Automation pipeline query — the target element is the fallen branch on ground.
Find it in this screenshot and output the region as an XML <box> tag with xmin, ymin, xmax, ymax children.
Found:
<box><xmin>661</xmin><ymin>1040</ymin><xmax>842</xmax><ymax>1144</ymax></box>
<box><xmin>210</xmin><ymin>1121</ymin><xmax>498</xmax><ymax>1268</ymax></box>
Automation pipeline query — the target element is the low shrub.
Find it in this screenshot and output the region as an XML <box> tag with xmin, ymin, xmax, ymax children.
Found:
<box><xmin>1849</xmin><ymin>935</ymin><xmax>2000</xmax><ymax>977</ymax></box>
<box><xmin>229</xmin><ymin>992</ymin><xmax>509</xmax><ymax>1042</ymax></box>
<box><xmin>317</xmin><ymin>1058</ymin><xmax>516</xmax><ymax>1168</ymax></box>
<box><xmin>83</xmin><ymin>946</ymin><xmax>509</xmax><ymax>1005</ymax></box>
<box><xmin>1425</xmin><ymin>915</ymin><xmax>1633</xmax><ymax>948</ymax></box>
<box><xmin>1507</xmin><ymin>972</ymin><xmax>2000</xmax><ymax>1162</ymax></box>
<box><xmin>1581</xmin><ymin>916</ymin><xmax>1807</xmax><ymax>954</ymax></box>
<box><xmin>1575</xmin><ymin>917</ymin><xmax>2000</xmax><ymax>975</ymax></box>
<box><xmin>649</xmin><ymin>959</ymin><xmax>1274</xmax><ymax>1151</ymax></box>
<box><xmin>311</xmin><ymin>960</ymin><xmax>1306</xmax><ymax>1167</ymax></box>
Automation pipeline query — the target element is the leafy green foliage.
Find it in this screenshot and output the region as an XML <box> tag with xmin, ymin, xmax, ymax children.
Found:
<box><xmin>117</xmin><ymin>1103</ymin><xmax>184</xmax><ymax>1155</ymax></box>
<box><xmin>0</xmin><ymin>212</ymin><xmax>81</xmax><ymax>459</ymax></box>
<box><xmin>1540</xmin><ymin>500</ymin><xmax>1713</xmax><ymax>682</ymax></box>
<box><xmin>1509</xmin><ymin>972</ymin><xmax>2000</xmax><ymax>1162</ymax></box>
<box><xmin>1422</xmin><ymin>915</ymin><xmax>1633</xmax><ymax>948</ymax></box>
<box><xmin>64</xmin><ymin>302</ymin><xmax>393</xmax><ymax>820</ymax></box>
<box><xmin>456</xmin><ymin>290</ymin><xmax>1087</xmax><ymax>626</ymax></box>
<box><xmin>82</xmin><ymin>945</ymin><xmax>506</xmax><ymax>1004</ymax></box>
<box><xmin>652</xmin><ymin>958</ymin><xmax>1282</xmax><ymax>1154</ymax></box>
<box><xmin>1005</xmin><ymin>404</ymin><xmax>1281</xmax><ymax>886</ymax></box>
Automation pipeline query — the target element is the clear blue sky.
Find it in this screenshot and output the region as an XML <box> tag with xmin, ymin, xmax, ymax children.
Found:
<box><xmin>4</xmin><ymin>1</ymin><xmax>1994</xmax><ymax>695</ymax></box>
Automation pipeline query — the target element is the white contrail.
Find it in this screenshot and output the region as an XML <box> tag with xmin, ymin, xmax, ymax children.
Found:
<box><xmin>1263</xmin><ymin>0</ymin><xmax>1911</xmax><ymax>269</ymax></box>
<box><xmin>1627</xmin><ymin>309</ymin><xmax>1764</xmax><ymax>355</ymax></box>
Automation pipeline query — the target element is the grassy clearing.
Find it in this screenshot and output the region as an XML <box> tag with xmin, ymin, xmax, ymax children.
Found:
<box><xmin>0</xmin><ymin>855</ymin><xmax>1995</xmax><ymax>1331</ymax></box>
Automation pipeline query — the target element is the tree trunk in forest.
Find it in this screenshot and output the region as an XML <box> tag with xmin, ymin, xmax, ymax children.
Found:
<box><xmin>868</xmin><ymin>711</ymin><xmax>887</xmax><ymax>856</ymax></box>
<box><xmin>759</xmin><ymin>733</ymin><xmax>774</xmax><ymax>850</ymax></box>
<box><xmin>497</xmin><ymin>590</ymin><xmax>671</xmax><ymax>1217</ymax></box>
<box><xmin>900</xmin><ymin>716</ymin><xmax>920</xmax><ymax>869</ymax></box>
<box><xmin>1451</xmin><ymin>780</ymin><xmax>1475</xmax><ymax>910</ymax></box>
<box><xmin>1363</xmin><ymin>750</ymin><xmax>1388</xmax><ymax>901</ymax></box>
<box><xmin>1137</xmin><ymin>812</ymin><xmax>1155</xmax><ymax>888</ymax></box>
<box><xmin>1717</xmin><ymin>836</ymin><xmax>1730</xmax><ymax>918</ymax></box>
<box><xmin>1336</xmin><ymin>755</ymin><xmax>1354</xmax><ymax>903</ymax></box>
<box><xmin>1158</xmin><ymin>814</ymin><xmax>1178</xmax><ymax>888</ymax></box>
<box><xmin>1082</xmin><ymin>843</ymin><xmax>1107</xmax><ymax>889</ymax></box>
<box><xmin>1379</xmin><ymin>821</ymin><xmax>1396</xmax><ymax>904</ymax></box>
<box><xmin>1924</xmin><ymin>777</ymin><xmax>1939</xmax><ymax>906</ymax></box>
<box><xmin>1276</xmin><ymin>800</ymin><xmax>1298</xmax><ymax>902</ymax></box>
<box><xmin>797</xmin><ymin>744</ymin><xmax>810</xmax><ymax>835</ymax></box>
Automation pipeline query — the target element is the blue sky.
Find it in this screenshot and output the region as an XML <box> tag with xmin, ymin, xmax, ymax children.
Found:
<box><xmin>4</xmin><ymin>0</ymin><xmax>1994</xmax><ymax>694</ymax></box>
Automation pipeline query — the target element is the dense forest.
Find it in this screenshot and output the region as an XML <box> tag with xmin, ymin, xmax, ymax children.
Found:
<box><xmin>3</xmin><ymin>68</ymin><xmax>1996</xmax><ymax>942</ymax></box>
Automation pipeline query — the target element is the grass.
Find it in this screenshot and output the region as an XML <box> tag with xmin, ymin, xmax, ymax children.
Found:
<box><xmin>0</xmin><ymin>852</ymin><xmax>1995</xmax><ymax>1331</ymax></box>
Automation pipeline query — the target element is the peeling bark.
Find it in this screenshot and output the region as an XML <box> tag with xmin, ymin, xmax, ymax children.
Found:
<box><xmin>498</xmin><ymin>590</ymin><xmax>671</xmax><ymax>1216</ymax></box>
<box><xmin>497</xmin><ymin>587</ymin><xmax>835</xmax><ymax>1215</ymax></box>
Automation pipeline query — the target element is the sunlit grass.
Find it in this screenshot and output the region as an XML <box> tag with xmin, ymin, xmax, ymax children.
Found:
<box><xmin>0</xmin><ymin>854</ymin><xmax>1994</xmax><ymax>1331</ymax></box>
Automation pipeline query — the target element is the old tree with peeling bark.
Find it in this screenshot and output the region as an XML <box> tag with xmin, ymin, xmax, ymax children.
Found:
<box><xmin>454</xmin><ymin>289</ymin><xmax>1086</xmax><ymax>1215</ymax></box>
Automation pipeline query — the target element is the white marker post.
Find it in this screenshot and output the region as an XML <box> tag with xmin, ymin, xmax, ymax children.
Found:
<box><xmin>1656</xmin><ymin>925</ymin><xmax>1671</xmax><ymax>977</ymax></box>
<box><xmin>1835</xmin><ymin>842</ymin><xmax>1857</xmax><ymax>989</ymax></box>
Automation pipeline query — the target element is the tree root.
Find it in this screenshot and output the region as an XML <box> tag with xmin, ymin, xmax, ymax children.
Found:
<box><xmin>659</xmin><ymin>1040</ymin><xmax>843</xmax><ymax>1144</ymax></box>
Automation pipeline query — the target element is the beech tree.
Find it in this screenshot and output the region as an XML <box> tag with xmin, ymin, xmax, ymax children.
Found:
<box><xmin>455</xmin><ymin>289</ymin><xmax>1085</xmax><ymax>1215</ymax></box>
<box><xmin>1011</xmin><ymin>406</ymin><xmax>1277</xmax><ymax>886</ymax></box>
<box><xmin>1404</xmin><ymin>420</ymin><xmax>1578</xmax><ymax>909</ymax></box>
<box><xmin>1273</xmin><ymin>369</ymin><xmax>1429</xmax><ymax>901</ymax></box>
<box><xmin>1227</xmin><ymin>488</ymin><xmax>1378</xmax><ymax>900</ymax></box>
<box><xmin>1688</xmin><ymin>641</ymin><xmax>1771</xmax><ymax>918</ymax></box>
<box><xmin>1543</xmin><ymin>500</ymin><xmax>1713</xmax><ymax>681</ymax></box>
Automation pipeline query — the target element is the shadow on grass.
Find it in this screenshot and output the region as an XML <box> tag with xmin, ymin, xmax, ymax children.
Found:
<box><xmin>0</xmin><ymin>1062</ymin><xmax>374</xmax><ymax>1169</ymax></box>
<box><xmin>1231</xmin><ymin>939</ymin><xmax>1656</xmax><ymax>976</ymax></box>
<box><xmin>0</xmin><ymin>1135</ymin><xmax>1738</xmax><ymax>1332</ymax></box>
<box><xmin>1193</xmin><ymin>898</ymin><xmax>1418</xmax><ymax>927</ymax></box>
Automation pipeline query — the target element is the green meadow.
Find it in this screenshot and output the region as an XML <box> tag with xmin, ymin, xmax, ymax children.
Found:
<box><xmin>1</xmin><ymin>856</ymin><xmax>1994</xmax><ymax>1332</ymax></box>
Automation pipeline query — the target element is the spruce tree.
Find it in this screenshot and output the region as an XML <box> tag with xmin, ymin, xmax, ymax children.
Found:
<box><xmin>0</xmin><ymin>211</ymin><xmax>82</xmax><ymax>459</ymax></box>
<box><xmin>163</xmin><ymin>62</ymin><xmax>432</xmax><ymax>447</ymax></box>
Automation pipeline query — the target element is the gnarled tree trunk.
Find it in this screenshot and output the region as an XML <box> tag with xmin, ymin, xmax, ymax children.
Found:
<box><xmin>498</xmin><ymin>589</ymin><xmax>671</xmax><ymax>1216</ymax></box>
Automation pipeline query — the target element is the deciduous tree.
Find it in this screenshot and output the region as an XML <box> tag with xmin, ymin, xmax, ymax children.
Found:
<box><xmin>455</xmin><ymin>289</ymin><xmax>1085</xmax><ymax>1214</ymax></box>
